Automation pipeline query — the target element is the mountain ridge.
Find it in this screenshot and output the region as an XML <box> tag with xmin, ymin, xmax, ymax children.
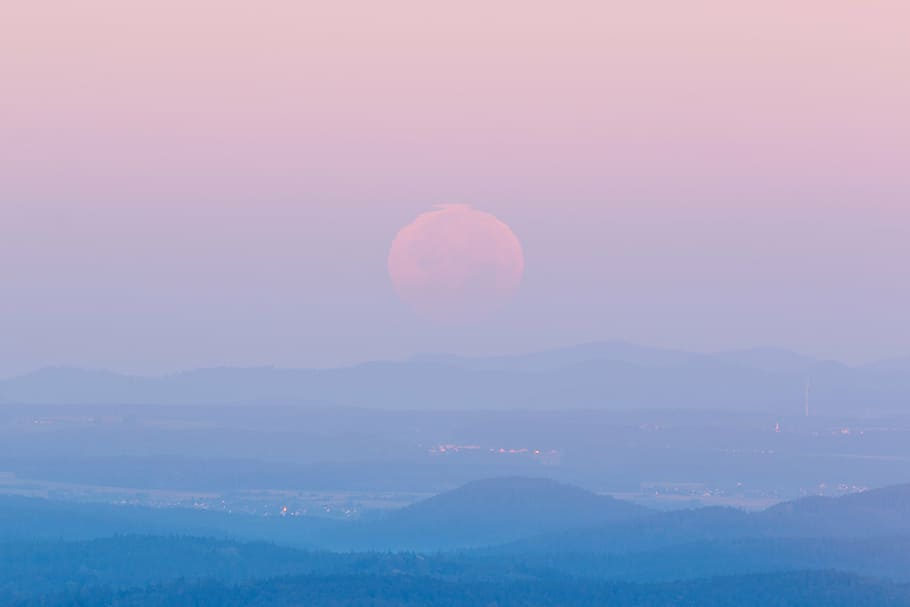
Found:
<box><xmin>2</xmin><ymin>342</ymin><xmax>908</xmax><ymax>413</ymax></box>
<box><xmin>492</xmin><ymin>482</ymin><xmax>910</xmax><ymax>555</ymax></box>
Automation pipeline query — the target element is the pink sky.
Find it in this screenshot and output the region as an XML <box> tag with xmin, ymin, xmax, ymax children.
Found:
<box><xmin>1</xmin><ymin>1</ymin><xmax>909</xmax><ymax>374</ymax></box>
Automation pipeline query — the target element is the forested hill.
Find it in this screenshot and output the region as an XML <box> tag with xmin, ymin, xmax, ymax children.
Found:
<box><xmin>13</xmin><ymin>571</ymin><xmax>910</xmax><ymax>607</ymax></box>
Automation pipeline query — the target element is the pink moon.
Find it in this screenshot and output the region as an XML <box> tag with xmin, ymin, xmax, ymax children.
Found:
<box><xmin>388</xmin><ymin>204</ymin><xmax>525</xmax><ymax>323</ymax></box>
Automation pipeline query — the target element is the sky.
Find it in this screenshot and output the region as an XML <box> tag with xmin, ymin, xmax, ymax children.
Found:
<box><xmin>1</xmin><ymin>0</ymin><xmax>909</xmax><ymax>376</ymax></box>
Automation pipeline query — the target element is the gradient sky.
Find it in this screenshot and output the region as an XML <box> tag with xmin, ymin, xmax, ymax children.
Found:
<box><xmin>2</xmin><ymin>0</ymin><xmax>909</xmax><ymax>376</ymax></box>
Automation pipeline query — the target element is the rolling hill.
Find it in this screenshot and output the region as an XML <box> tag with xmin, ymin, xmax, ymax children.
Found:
<box><xmin>494</xmin><ymin>482</ymin><xmax>910</xmax><ymax>555</ymax></box>
<box><xmin>351</xmin><ymin>477</ymin><xmax>651</xmax><ymax>549</ymax></box>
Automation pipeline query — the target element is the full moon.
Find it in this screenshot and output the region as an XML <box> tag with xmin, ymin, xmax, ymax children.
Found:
<box><xmin>388</xmin><ymin>204</ymin><xmax>525</xmax><ymax>323</ymax></box>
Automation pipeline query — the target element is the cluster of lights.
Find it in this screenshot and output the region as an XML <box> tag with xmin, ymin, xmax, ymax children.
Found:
<box><xmin>428</xmin><ymin>444</ymin><xmax>558</xmax><ymax>457</ymax></box>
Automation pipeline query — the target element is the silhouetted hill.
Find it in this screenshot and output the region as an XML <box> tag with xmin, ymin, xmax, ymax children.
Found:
<box><xmin>760</xmin><ymin>483</ymin><xmax>910</xmax><ymax>536</ymax></box>
<box><xmin>2</xmin><ymin>342</ymin><xmax>908</xmax><ymax>412</ymax></box>
<box><xmin>495</xmin><ymin>483</ymin><xmax>910</xmax><ymax>555</ymax></box>
<box><xmin>358</xmin><ymin>477</ymin><xmax>650</xmax><ymax>549</ymax></box>
<box><xmin>391</xmin><ymin>477</ymin><xmax>648</xmax><ymax>523</ymax></box>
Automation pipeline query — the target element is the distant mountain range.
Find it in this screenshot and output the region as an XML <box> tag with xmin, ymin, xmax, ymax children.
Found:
<box><xmin>2</xmin><ymin>341</ymin><xmax>909</xmax><ymax>412</ymax></box>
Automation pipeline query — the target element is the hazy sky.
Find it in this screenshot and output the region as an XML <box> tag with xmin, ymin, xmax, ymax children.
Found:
<box><xmin>2</xmin><ymin>0</ymin><xmax>909</xmax><ymax>376</ymax></box>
